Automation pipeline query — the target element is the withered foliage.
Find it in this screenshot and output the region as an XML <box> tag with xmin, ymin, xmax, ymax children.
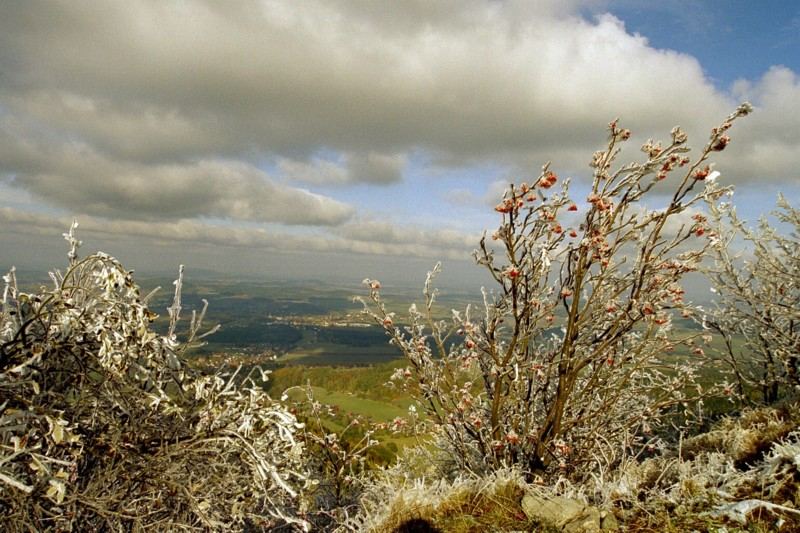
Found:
<box><xmin>1</xmin><ymin>225</ymin><xmax>310</xmax><ymax>531</ymax></box>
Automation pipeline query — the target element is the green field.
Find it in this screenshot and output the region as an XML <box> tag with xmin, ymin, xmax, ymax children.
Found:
<box><xmin>275</xmin><ymin>363</ymin><xmax>427</xmax><ymax>461</ymax></box>
<box><xmin>278</xmin><ymin>341</ymin><xmax>400</xmax><ymax>365</ymax></box>
<box><xmin>284</xmin><ymin>386</ymin><xmax>410</xmax><ymax>422</ymax></box>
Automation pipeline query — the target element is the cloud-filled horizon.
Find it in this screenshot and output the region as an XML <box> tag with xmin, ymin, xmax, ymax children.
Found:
<box><xmin>1</xmin><ymin>0</ymin><xmax>798</xmax><ymax>284</ymax></box>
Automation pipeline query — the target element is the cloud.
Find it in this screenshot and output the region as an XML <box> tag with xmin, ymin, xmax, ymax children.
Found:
<box><xmin>347</xmin><ymin>152</ymin><xmax>405</xmax><ymax>185</ymax></box>
<box><xmin>1</xmin><ymin>1</ymin><xmax>795</xmax><ymax>187</ymax></box>
<box><xmin>278</xmin><ymin>152</ymin><xmax>405</xmax><ymax>186</ymax></box>
<box><xmin>725</xmin><ymin>67</ymin><xmax>800</xmax><ymax>184</ymax></box>
<box><xmin>0</xmin><ymin>1</ymin><xmax>734</xmax><ymax>165</ymax></box>
<box><xmin>0</xmin><ymin>207</ymin><xmax>477</xmax><ymax>261</ymax></box>
<box><xmin>442</xmin><ymin>188</ymin><xmax>478</xmax><ymax>207</ymax></box>
<box><xmin>0</xmin><ymin>0</ymin><xmax>798</xmax><ymax>277</ymax></box>
<box><xmin>336</xmin><ymin>218</ymin><xmax>478</xmax><ymax>250</ymax></box>
<box><xmin>0</xmin><ymin>114</ymin><xmax>353</xmax><ymax>225</ymax></box>
<box><xmin>483</xmin><ymin>180</ymin><xmax>512</xmax><ymax>207</ymax></box>
<box><xmin>278</xmin><ymin>158</ymin><xmax>349</xmax><ymax>186</ymax></box>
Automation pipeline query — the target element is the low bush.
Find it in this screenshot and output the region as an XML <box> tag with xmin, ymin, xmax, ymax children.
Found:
<box><xmin>706</xmin><ymin>195</ymin><xmax>800</xmax><ymax>404</ymax></box>
<box><xmin>0</xmin><ymin>224</ymin><xmax>310</xmax><ymax>531</ymax></box>
<box><xmin>360</xmin><ymin>104</ymin><xmax>754</xmax><ymax>482</ymax></box>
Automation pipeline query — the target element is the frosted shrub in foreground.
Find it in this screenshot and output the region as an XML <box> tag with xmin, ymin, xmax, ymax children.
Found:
<box><xmin>0</xmin><ymin>226</ymin><xmax>309</xmax><ymax>531</ymax></box>
<box><xmin>706</xmin><ymin>196</ymin><xmax>800</xmax><ymax>404</ymax></box>
<box><xmin>361</xmin><ymin>104</ymin><xmax>753</xmax><ymax>481</ymax></box>
<box><xmin>286</xmin><ymin>385</ymin><xmax>378</xmax><ymax>529</ymax></box>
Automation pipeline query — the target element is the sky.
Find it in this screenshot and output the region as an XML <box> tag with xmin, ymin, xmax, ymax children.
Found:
<box><xmin>0</xmin><ymin>0</ymin><xmax>798</xmax><ymax>287</ymax></box>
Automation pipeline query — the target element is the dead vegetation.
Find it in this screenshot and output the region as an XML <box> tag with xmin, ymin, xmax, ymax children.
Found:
<box><xmin>1</xmin><ymin>225</ymin><xmax>310</xmax><ymax>531</ymax></box>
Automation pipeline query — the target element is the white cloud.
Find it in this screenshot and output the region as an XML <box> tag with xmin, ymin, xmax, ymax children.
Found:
<box><xmin>0</xmin><ymin>0</ymin><xmax>797</xmax><ymax>275</ymax></box>
<box><xmin>484</xmin><ymin>180</ymin><xmax>512</xmax><ymax>207</ymax></box>
<box><xmin>442</xmin><ymin>188</ymin><xmax>478</xmax><ymax>207</ymax></box>
<box><xmin>336</xmin><ymin>218</ymin><xmax>478</xmax><ymax>250</ymax></box>
<box><xmin>725</xmin><ymin>67</ymin><xmax>800</xmax><ymax>184</ymax></box>
<box><xmin>2</xmin><ymin>1</ymin><xmax>794</xmax><ymax>185</ymax></box>
<box><xmin>347</xmin><ymin>152</ymin><xmax>405</xmax><ymax>185</ymax></box>
<box><xmin>0</xmin><ymin>1</ymin><xmax>732</xmax><ymax>165</ymax></box>
<box><xmin>278</xmin><ymin>158</ymin><xmax>350</xmax><ymax>186</ymax></box>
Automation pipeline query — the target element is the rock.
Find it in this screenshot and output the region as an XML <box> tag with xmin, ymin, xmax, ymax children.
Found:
<box><xmin>522</xmin><ymin>492</ymin><xmax>616</xmax><ymax>532</ymax></box>
<box><xmin>599</xmin><ymin>509</ymin><xmax>619</xmax><ymax>531</ymax></box>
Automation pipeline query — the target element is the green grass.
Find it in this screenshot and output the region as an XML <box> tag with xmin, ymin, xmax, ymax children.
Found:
<box><xmin>285</xmin><ymin>385</ymin><xmax>409</xmax><ymax>422</ymax></box>
<box><xmin>267</xmin><ymin>360</ymin><xmax>412</xmax><ymax>403</ymax></box>
<box><xmin>277</xmin><ymin>363</ymin><xmax>426</xmax><ymax>461</ymax></box>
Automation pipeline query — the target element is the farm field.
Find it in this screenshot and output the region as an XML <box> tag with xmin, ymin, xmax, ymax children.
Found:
<box><xmin>282</xmin><ymin>385</ymin><xmax>411</xmax><ymax>422</ymax></box>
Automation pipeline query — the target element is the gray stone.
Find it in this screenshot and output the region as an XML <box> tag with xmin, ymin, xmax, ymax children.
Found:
<box><xmin>599</xmin><ymin>509</ymin><xmax>619</xmax><ymax>531</ymax></box>
<box><xmin>522</xmin><ymin>492</ymin><xmax>618</xmax><ymax>532</ymax></box>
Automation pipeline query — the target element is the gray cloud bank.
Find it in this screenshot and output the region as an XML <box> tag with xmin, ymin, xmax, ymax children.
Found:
<box><xmin>0</xmin><ymin>207</ymin><xmax>478</xmax><ymax>262</ymax></box>
<box><xmin>0</xmin><ymin>121</ymin><xmax>353</xmax><ymax>224</ymax></box>
<box><xmin>0</xmin><ymin>0</ymin><xmax>798</xmax><ymax>272</ymax></box>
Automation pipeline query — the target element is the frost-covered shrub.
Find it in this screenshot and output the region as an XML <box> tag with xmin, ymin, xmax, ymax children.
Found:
<box><xmin>361</xmin><ymin>105</ymin><xmax>753</xmax><ymax>482</ymax></box>
<box><xmin>706</xmin><ymin>196</ymin><xmax>800</xmax><ymax>404</ymax></box>
<box><xmin>346</xmin><ymin>404</ymin><xmax>800</xmax><ymax>532</ymax></box>
<box><xmin>285</xmin><ymin>385</ymin><xmax>378</xmax><ymax>530</ymax></box>
<box><xmin>0</xmin><ymin>224</ymin><xmax>309</xmax><ymax>531</ymax></box>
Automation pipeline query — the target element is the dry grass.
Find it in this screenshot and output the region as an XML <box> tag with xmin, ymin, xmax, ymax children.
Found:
<box><xmin>345</xmin><ymin>403</ymin><xmax>800</xmax><ymax>532</ymax></box>
<box><xmin>682</xmin><ymin>403</ymin><xmax>799</xmax><ymax>466</ymax></box>
<box><xmin>344</xmin><ymin>469</ymin><xmax>552</xmax><ymax>533</ymax></box>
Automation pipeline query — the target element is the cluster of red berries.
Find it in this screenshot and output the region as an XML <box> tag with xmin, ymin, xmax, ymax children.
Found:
<box><xmin>587</xmin><ymin>193</ymin><xmax>613</xmax><ymax>212</ymax></box>
<box><xmin>494</xmin><ymin>197</ymin><xmax>523</xmax><ymax>214</ymax></box>
<box><xmin>692</xmin><ymin>213</ymin><xmax>708</xmax><ymax>237</ymax></box>
<box><xmin>658</xmin><ymin>259</ymin><xmax>697</xmax><ymax>275</ymax></box>
<box><xmin>710</xmin><ymin>122</ymin><xmax>733</xmax><ymax>152</ymax></box>
<box><xmin>657</xmin><ymin>154</ymin><xmax>691</xmax><ymax>181</ymax></box>
<box><xmin>494</xmin><ymin>173</ymin><xmax>560</xmax><ymax>214</ymax></box>
<box><xmin>609</xmin><ymin>119</ymin><xmax>632</xmax><ymax>142</ymax></box>
<box><xmin>666</xmin><ymin>285</ymin><xmax>685</xmax><ymax>304</ymax></box>
<box><xmin>693</xmin><ymin>165</ymin><xmax>713</xmax><ymax>180</ymax></box>
<box><xmin>586</xmin><ymin>227</ymin><xmax>611</xmax><ymax>266</ymax></box>
<box><xmin>537</xmin><ymin>171</ymin><xmax>558</xmax><ymax>189</ymax></box>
